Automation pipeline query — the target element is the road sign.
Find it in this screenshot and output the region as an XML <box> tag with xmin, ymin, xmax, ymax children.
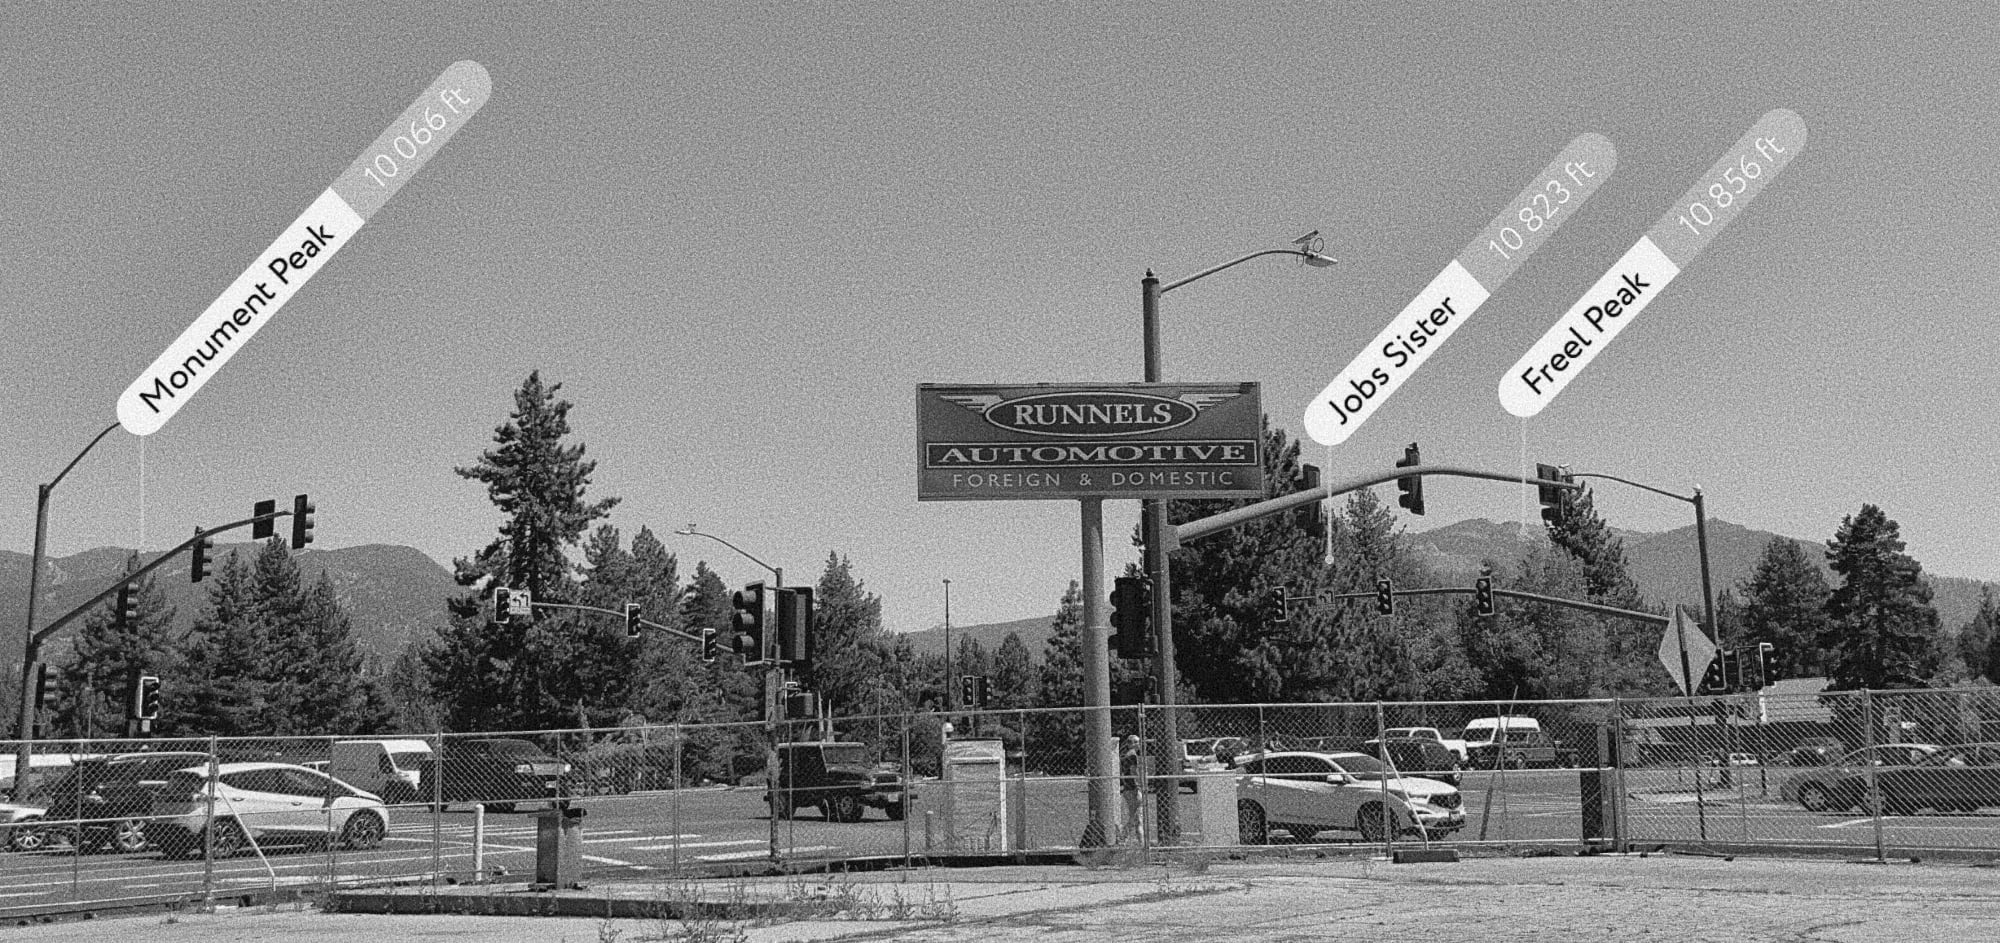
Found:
<box><xmin>1657</xmin><ymin>605</ymin><xmax>1717</xmax><ymax>696</ymax></box>
<box><xmin>916</xmin><ymin>383</ymin><xmax>1262</xmax><ymax>500</ymax></box>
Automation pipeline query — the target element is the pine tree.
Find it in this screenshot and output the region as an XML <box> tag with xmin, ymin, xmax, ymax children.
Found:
<box><xmin>803</xmin><ymin>552</ymin><xmax>892</xmax><ymax>720</ymax></box>
<box><xmin>1822</xmin><ymin>505</ymin><xmax>1945</xmax><ymax>690</ymax></box>
<box><xmin>425</xmin><ymin>371</ymin><xmax>619</xmax><ymax>731</ymax></box>
<box><xmin>1033</xmin><ymin>581</ymin><xmax>1086</xmax><ymax>773</ymax></box>
<box><xmin>1958</xmin><ymin>586</ymin><xmax>1996</xmax><ymax>684</ymax></box>
<box><xmin>683</xmin><ymin>561</ymin><xmax>763</xmax><ymax>724</ymax></box>
<box><xmin>174</xmin><ymin>552</ymin><xmax>269</xmax><ymax>736</ymax></box>
<box><xmin>53</xmin><ymin>554</ymin><xmax>179</xmax><ymax>738</ymax></box>
<box><xmin>1542</xmin><ymin>483</ymin><xmax>1658</xmax><ymax>693</ymax></box>
<box><xmin>1737</xmin><ymin>537</ymin><xmax>1833</xmax><ymax>678</ymax></box>
<box><xmin>992</xmin><ymin>632</ymin><xmax>1039</xmax><ymax>711</ymax></box>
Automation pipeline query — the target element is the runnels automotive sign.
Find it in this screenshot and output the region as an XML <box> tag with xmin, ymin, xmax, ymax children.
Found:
<box><xmin>916</xmin><ymin>383</ymin><xmax>1263</xmax><ymax>500</ymax></box>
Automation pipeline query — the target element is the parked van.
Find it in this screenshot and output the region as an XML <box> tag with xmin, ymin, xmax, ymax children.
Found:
<box><xmin>330</xmin><ymin>739</ymin><xmax>433</xmax><ymax>803</ymax></box>
<box><xmin>1459</xmin><ymin>717</ymin><xmax>1566</xmax><ymax>769</ymax></box>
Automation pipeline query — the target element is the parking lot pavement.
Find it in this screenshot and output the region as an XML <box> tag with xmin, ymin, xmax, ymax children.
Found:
<box><xmin>10</xmin><ymin>852</ymin><xmax>2000</xmax><ymax>942</ymax></box>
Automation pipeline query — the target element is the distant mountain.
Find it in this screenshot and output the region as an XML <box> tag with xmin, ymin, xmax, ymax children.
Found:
<box><xmin>899</xmin><ymin>614</ymin><xmax>1055</xmax><ymax>660</ymax></box>
<box><xmin>1405</xmin><ymin>518</ymin><xmax>1994</xmax><ymax>632</ymax></box>
<box><xmin>0</xmin><ymin>543</ymin><xmax>461</xmax><ymax>666</ymax></box>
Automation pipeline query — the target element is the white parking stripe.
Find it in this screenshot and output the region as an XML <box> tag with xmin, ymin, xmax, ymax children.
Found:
<box><xmin>697</xmin><ymin>845</ymin><xmax>836</xmax><ymax>861</ymax></box>
<box><xmin>631</xmin><ymin>839</ymin><xmax>763</xmax><ymax>851</ymax></box>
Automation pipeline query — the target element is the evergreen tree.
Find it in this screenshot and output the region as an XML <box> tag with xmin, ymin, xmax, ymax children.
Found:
<box><xmin>1957</xmin><ymin>586</ymin><xmax>1997</xmax><ymax>684</ymax></box>
<box><xmin>1542</xmin><ymin>483</ymin><xmax>1658</xmax><ymax>693</ymax></box>
<box><xmin>1737</xmin><ymin>537</ymin><xmax>1833</xmax><ymax>678</ymax></box>
<box><xmin>53</xmin><ymin>554</ymin><xmax>179</xmax><ymax>738</ymax></box>
<box><xmin>425</xmin><ymin>371</ymin><xmax>619</xmax><ymax>731</ymax></box>
<box><xmin>803</xmin><ymin>552</ymin><xmax>893</xmax><ymax>719</ymax></box>
<box><xmin>1160</xmin><ymin>418</ymin><xmax>1326</xmax><ymax>703</ymax></box>
<box><xmin>1032</xmin><ymin>581</ymin><xmax>1086</xmax><ymax>772</ymax></box>
<box><xmin>1822</xmin><ymin>505</ymin><xmax>1945</xmax><ymax>690</ymax></box>
<box><xmin>683</xmin><ymin>560</ymin><xmax>763</xmax><ymax>724</ymax></box>
<box><xmin>991</xmin><ymin>632</ymin><xmax>1039</xmax><ymax>712</ymax></box>
<box><xmin>287</xmin><ymin>570</ymin><xmax>396</xmax><ymax>734</ymax></box>
<box><xmin>174</xmin><ymin>552</ymin><xmax>268</xmax><ymax>736</ymax></box>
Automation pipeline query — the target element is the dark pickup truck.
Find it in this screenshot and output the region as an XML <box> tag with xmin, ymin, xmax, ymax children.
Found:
<box><xmin>419</xmin><ymin>738</ymin><xmax>570</xmax><ymax>812</ymax></box>
<box><xmin>766</xmin><ymin>742</ymin><xmax>904</xmax><ymax>823</ymax></box>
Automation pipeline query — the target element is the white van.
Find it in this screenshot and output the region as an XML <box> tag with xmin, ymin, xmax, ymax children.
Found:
<box><xmin>330</xmin><ymin>739</ymin><xmax>434</xmax><ymax>803</ymax></box>
<box><xmin>1460</xmin><ymin>716</ymin><xmax>1542</xmax><ymax>749</ymax></box>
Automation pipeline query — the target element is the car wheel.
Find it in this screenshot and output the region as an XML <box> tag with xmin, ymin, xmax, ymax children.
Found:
<box><xmin>6</xmin><ymin>821</ymin><xmax>51</xmax><ymax>853</ymax></box>
<box><xmin>341</xmin><ymin>811</ymin><xmax>386</xmax><ymax>851</ymax></box>
<box><xmin>482</xmin><ymin>802</ymin><xmax>517</xmax><ymax>814</ymax></box>
<box><xmin>1356</xmin><ymin>802</ymin><xmax>1394</xmax><ymax>843</ymax></box>
<box><xmin>827</xmin><ymin>795</ymin><xmax>863</xmax><ymax>823</ymax></box>
<box><xmin>107</xmin><ymin>818</ymin><xmax>150</xmax><ymax>854</ymax></box>
<box><xmin>1799</xmin><ymin>783</ymin><xmax>1833</xmax><ymax>813</ymax></box>
<box><xmin>885</xmin><ymin>801</ymin><xmax>906</xmax><ymax>821</ymax></box>
<box><xmin>1237</xmin><ymin>800</ymin><xmax>1269</xmax><ymax>845</ymax></box>
<box><xmin>204</xmin><ymin>819</ymin><xmax>246</xmax><ymax>859</ymax></box>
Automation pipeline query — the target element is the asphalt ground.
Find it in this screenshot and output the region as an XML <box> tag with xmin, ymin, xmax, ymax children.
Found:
<box><xmin>8</xmin><ymin>850</ymin><xmax>2000</xmax><ymax>943</ymax></box>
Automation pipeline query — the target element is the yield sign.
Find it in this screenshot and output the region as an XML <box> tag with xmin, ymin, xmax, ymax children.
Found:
<box><xmin>1657</xmin><ymin>605</ymin><xmax>1717</xmax><ymax>696</ymax></box>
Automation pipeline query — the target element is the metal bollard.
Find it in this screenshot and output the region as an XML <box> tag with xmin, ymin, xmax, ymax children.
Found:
<box><xmin>471</xmin><ymin>804</ymin><xmax>485</xmax><ymax>878</ymax></box>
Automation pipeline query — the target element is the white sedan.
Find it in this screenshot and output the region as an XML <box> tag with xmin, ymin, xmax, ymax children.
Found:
<box><xmin>147</xmin><ymin>762</ymin><xmax>388</xmax><ymax>858</ymax></box>
<box><xmin>1233</xmin><ymin>751</ymin><xmax>1465</xmax><ymax>844</ymax></box>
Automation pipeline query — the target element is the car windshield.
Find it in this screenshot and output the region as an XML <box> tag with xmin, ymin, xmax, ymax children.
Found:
<box><xmin>388</xmin><ymin>750</ymin><xmax>430</xmax><ymax>767</ymax></box>
<box><xmin>1328</xmin><ymin>754</ymin><xmax>1390</xmax><ymax>779</ymax></box>
<box><xmin>821</xmin><ymin>745</ymin><xmax>867</xmax><ymax>766</ymax></box>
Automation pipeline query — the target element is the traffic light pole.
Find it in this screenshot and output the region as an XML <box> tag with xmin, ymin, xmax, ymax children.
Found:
<box><xmin>525</xmin><ymin>601</ymin><xmax>707</xmax><ymax>644</ymax></box>
<box><xmin>1139</xmin><ymin>271</ymin><xmax>1184</xmax><ymax>842</ymax></box>
<box><xmin>1168</xmin><ymin>464</ymin><xmax>1584</xmax><ymax>549</ymax></box>
<box><xmin>1078</xmin><ymin>498</ymin><xmax>1117</xmax><ymax>849</ymax></box>
<box><xmin>11</xmin><ymin>504</ymin><xmax>287</xmax><ymax>801</ymax></box>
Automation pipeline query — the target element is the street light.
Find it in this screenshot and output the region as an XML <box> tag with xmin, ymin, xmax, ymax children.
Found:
<box><xmin>13</xmin><ymin>420</ymin><xmax>121</xmax><ymax>800</ymax></box>
<box><xmin>1140</xmin><ymin>234</ymin><xmax>1338</xmax><ymax>841</ymax></box>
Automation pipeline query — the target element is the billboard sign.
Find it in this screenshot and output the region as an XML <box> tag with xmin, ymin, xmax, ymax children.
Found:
<box><xmin>917</xmin><ymin>382</ymin><xmax>1263</xmax><ymax>500</ymax></box>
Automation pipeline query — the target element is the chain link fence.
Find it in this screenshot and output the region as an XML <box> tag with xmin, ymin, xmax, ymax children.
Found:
<box><xmin>8</xmin><ymin>687</ymin><xmax>2000</xmax><ymax>915</ymax></box>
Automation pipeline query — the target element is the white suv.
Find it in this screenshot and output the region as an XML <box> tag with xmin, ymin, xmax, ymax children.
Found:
<box><xmin>149</xmin><ymin>762</ymin><xmax>388</xmax><ymax>858</ymax></box>
<box><xmin>1234</xmin><ymin>751</ymin><xmax>1465</xmax><ymax>843</ymax></box>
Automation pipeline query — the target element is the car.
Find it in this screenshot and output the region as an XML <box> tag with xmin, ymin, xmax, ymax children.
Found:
<box><xmin>1781</xmin><ymin>744</ymin><xmax>1939</xmax><ymax>812</ymax></box>
<box><xmin>2</xmin><ymin>801</ymin><xmax>50</xmax><ymax>852</ymax></box>
<box><xmin>148</xmin><ymin>761</ymin><xmax>389</xmax><ymax>859</ymax></box>
<box><xmin>1181</xmin><ymin>737</ymin><xmax>1250</xmax><ymax>772</ymax></box>
<box><xmin>1726</xmin><ymin>752</ymin><xmax>1761</xmax><ymax>767</ymax></box>
<box><xmin>1784</xmin><ymin>737</ymin><xmax>1847</xmax><ymax>767</ymax></box>
<box><xmin>1361</xmin><ymin>737</ymin><xmax>1465</xmax><ymax>786</ymax></box>
<box><xmin>419</xmin><ymin>737</ymin><xmax>570</xmax><ymax>812</ymax></box>
<box><xmin>1874</xmin><ymin>743</ymin><xmax>2000</xmax><ymax>815</ymax></box>
<box><xmin>1380</xmin><ymin>727</ymin><xmax>1470</xmax><ymax>762</ymax></box>
<box><xmin>1231</xmin><ymin>750</ymin><xmax>1465</xmax><ymax>844</ymax></box>
<box><xmin>766</xmin><ymin>742</ymin><xmax>904</xmax><ymax>822</ymax></box>
<box><xmin>330</xmin><ymin>739</ymin><xmax>433</xmax><ymax>804</ymax></box>
<box><xmin>8</xmin><ymin>751</ymin><xmax>214</xmax><ymax>854</ymax></box>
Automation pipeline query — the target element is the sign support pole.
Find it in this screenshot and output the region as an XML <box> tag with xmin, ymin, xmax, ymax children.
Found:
<box><xmin>1077</xmin><ymin>498</ymin><xmax>1116</xmax><ymax>848</ymax></box>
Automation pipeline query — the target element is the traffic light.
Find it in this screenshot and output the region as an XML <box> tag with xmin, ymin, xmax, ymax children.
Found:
<box><xmin>32</xmin><ymin>662</ymin><xmax>51</xmax><ymax>715</ymax></box>
<box><xmin>1265</xmin><ymin>586</ymin><xmax>1288</xmax><ymax>623</ymax></box>
<box><xmin>1375</xmin><ymin>578</ymin><xmax>1394</xmax><ymax>616</ymax></box>
<box><xmin>1535</xmin><ymin>464</ymin><xmax>1567</xmax><ymax>525</ymax></box>
<box><xmin>252</xmin><ymin>499</ymin><xmax>276</xmax><ymax>540</ymax></box>
<box><xmin>1110</xmin><ymin>576</ymin><xmax>1153</xmax><ymax>657</ymax></box>
<box><xmin>732</xmin><ymin>582</ymin><xmax>768</xmax><ymax>665</ymax></box>
<box><xmin>189</xmin><ymin>529</ymin><xmax>213</xmax><ymax>583</ymax></box>
<box><xmin>624</xmin><ymin>601</ymin><xmax>643</xmax><ymax>638</ymax></box>
<box><xmin>493</xmin><ymin>587</ymin><xmax>513</xmax><ymax>624</ymax></box>
<box><xmin>784</xmin><ymin>690</ymin><xmax>818</xmax><ymax>721</ymax></box>
<box><xmin>777</xmin><ymin>587</ymin><xmax>814</xmax><ymax>668</ymax></box>
<box><xmin>1758</xmin><ymin>641</ymin><xmax>1784</xmax><ymax>682</ymax></box>
<box><xmin>1395</xmin><ymin>443</ymin><xmax>1425</xmax><ymax>516</ymax></box>
<box><xmin>1474</xmin><ymin>570</ymin><xmax>1495</xmax><ymax>617</ymax></box>
<box><xmin>700</xmin><ymin>628</ymin><xmax>719</xmax><ymax>663</ymax></box>
<box><xmin>960</xmin><ymin>674</ymin><xmax>980</xmax><ymax>710</ymax></box>
<box><xmin>116</xmin><ymin>585</ymin><xmax>139</xmax><ymax>627</ymax></box>
<box><xmin>290</xmin><ymin>494</ymin><xmax>315</xmax><ymax>550</ymax></box>
<box><xmin>1697</xmin><ymin>656</ymin><xmax>1726</xmax><ymax>694</ymax></box>
<box><xmin>1293</xmin><ymin>463</ymin><xmax>1323</xmax><ymax>530</ymax></box>
<box><xmin>1717</xmin><ymin>648</ymin><xmax>1741</xmax><ymax>693</ymax></box>
<box><xmin>133</xmin><ymin>675</ymin><xmax>161</xmax><ymax>721</ymax></box>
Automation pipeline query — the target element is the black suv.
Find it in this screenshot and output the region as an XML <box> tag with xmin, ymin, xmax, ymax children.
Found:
<box><xmin>1361</xmin><ymin>737</ymin><xmax>1464</xmax><ymax>786</ymax></box>
<box><xmin>21</xmin><ymin>752</ymin><xmax>213</xmax><ymax>854</ymax></box>
<box><xmin>419</xmin><ymin>738</ymin><xmax>570</xmax><ymax>812</ymax></box>
<box><xmin>768</xmin><ymin>742</ymin><xmax>904</xmax><ymax>823</ymax></box>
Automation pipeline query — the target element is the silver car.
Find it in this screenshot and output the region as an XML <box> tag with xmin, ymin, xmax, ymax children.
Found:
<box><xmin>1233</xmin><ymin>751</ymin><xmax>1465</xmax><ymax>844</ymax></box>
<box><xmin>147</xmin><ymin>762</ymin><xmax>389</xmax><ymax>858</ymax></box>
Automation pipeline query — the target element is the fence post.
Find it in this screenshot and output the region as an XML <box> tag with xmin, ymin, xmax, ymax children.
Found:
<box><xmin>200</xmin><ymin>736</ymin><xmax>218</xmax><ymax>912</ymax></box>
<box><xmin>1862</xmin><ymin>690</ymin><xmax>1885</xmax><ymax>862</ymax></box>
<box><xmin>670</xmin><ymin>723</ymin><xmax>682</xmax><ymax>874</ymax></box>
<box><xmin>431</xmin><ymin>731</ymin><xmax>445</xmax><ymax>892</ymax></box>
<box><xmin>1374</xmin><ymin>701</ymin><xmax>1395</xmax><ymax>852</ymax></box>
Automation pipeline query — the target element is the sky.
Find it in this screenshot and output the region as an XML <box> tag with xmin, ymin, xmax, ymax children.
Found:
<box><xmin>5</xmin><ymin>2</ymin><xmax>1996</xmax><ymax>635</ymax></box>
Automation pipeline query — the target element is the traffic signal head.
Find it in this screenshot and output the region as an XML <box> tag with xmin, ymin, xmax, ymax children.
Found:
<box><xmin>1396</xmin><ymin>443</ymin><xmax>1425</xmax><ymax>516</ymax></box>
<box><xmin>1293</xmin><ymin>463</ymin><xmax>1324</xmax><ymax>529</ymax></box>
<box><xmin>33</xmin><ymin>662</ymin><xmax>51</xmax><ymax>713</ymax></box>
<box><xmin>190</xmin><ymin>529</ymin><xmax>214</xmax><ymax>583</ymax></box>
<box><xmin>1474</xmin><ymin>573</ymin><xmax>1495</xmax><ymax>617</ymax></box>
<box><xmin>1110</xmin><ymin>576</ymin><xmax>1153</xmax><ymax>657</ymax></box>
<box><xmin>960</xmin><ymin>674</ymin><xmax>978</xmax><ymax>710</ymax></box>
<box><xmin>116</xmin><ymin>585</ymin><xmax>139</xmax><ymax>626</ymax></box>
<box><xmin>1758</xmin><ymin>641</ymin><xmax>1783</xmax><ymax>682</ymax></box>
<box><xmin>732</xmin><ymin>582</ymin><xmax>768</xmax><ymax>665</ymax></box>
<box><xmin>700</xmin><ymin>628</ymin><xmax>719</xmax><ymax>663</ymax></box>
<box><xmin>1535</xmin><ymin>464</ymin><xmax>1566</xmax><ymax>525</ymax></box>
<box><xmin>1697</xmin><ymin>654</ymin><xmax>1725</xmax><ymax>694</ymax></box>
<box><xmin>493</xmin><ymin>586</ymin><xmax>512</xmax><ymax>624</ymax></box>
<box><xmin>624</xmin><ymin>601</ymin><xmax>643</xmax><ymax>639</ymax></box>
<box><xmin>1265</xmin><ymin>586</ymin><xmax>1288</xmax><ymax>624</ymax></box>
<box><xmin>291</xmin><ymin>494</ymin><xmax>315</xmax><ymax>550</ymax></box>
<box><xmin>1717</xmin><ymin>649</ymin><xmax>1741</xmax><ymax>693</ymax></box>
<box><xmin>777</xmin><ymin>587</ymin><xmax>815</xmax><ymax>668</ymax></box>
<box><xmin>134</xmin><ymin>675</ymin><xmax>162</xmax><ymax>720</ymax></box>
<box><xmin>784</xmin><ymin>690</ymin><xmax>818</xmax><ymax>721</ymax></box>
<box><xmin>252</xmin><ymin>499</ymin><xmax>276</xmax><ymax>540</ymax></box>
<box><xmin>1375</xmin><ymin>578</ymin><xmax>1394</xmax><ymax>617</ymax></box>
